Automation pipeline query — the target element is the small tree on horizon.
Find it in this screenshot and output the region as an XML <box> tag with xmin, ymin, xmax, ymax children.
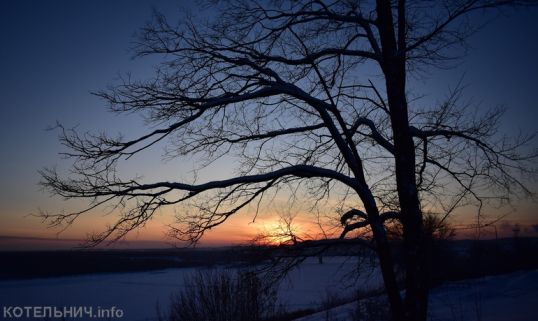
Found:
<box><xmin>40</xmin><ymin>1</ymin><xmax>537</xmax><ymax>321</ymax></box>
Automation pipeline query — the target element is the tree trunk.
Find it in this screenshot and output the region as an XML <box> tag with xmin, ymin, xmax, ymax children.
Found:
<box><xmin>366</xmin><ymin>203</ymin><xmax>405</xmax><ymax>321</ymax></box>
<box><xmin>380</xmin><ymin>59</ymin><xmax>428</xmax><ymax>321</ymax></box>
<box><xmin>384</xmin><ymin>59</ymin><xmax>428</xmax><ymax>321</ymax></box>
<box><xmin>375</xmin><ymin>1</ymin><xmax>429</xmax><ymax>320</ymax></box>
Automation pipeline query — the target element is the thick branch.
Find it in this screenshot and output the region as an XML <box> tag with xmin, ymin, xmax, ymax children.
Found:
<box><xmin>340</xmin><ymin>211</ymin><xmax>401</xmax><ymax>239</ymax></box>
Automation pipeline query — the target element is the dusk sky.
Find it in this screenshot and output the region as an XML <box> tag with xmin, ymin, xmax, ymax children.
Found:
<box><xmin>1</xmin><ymin>0</ymin><xmax>538</xmax><ymax>250</ymax></box>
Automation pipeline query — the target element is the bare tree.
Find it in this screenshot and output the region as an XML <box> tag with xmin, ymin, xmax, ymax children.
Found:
<box><xmin>40</xmin><ymin>1</ymin><xmax>537</xmax><ymax>321</ymax></box>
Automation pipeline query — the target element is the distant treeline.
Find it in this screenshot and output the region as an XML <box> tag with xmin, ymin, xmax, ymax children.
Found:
<box><xmin>1</xmin><ymin>238</ymin><xmax>537</xmax><ymax>283</ymax></box>
<box><xmin>0</xmin><ymin>248</ymin><xmax>243</xmax><ymax>280</ymax></box>
<box><xmin>428</xmin><ymin>237</ymin><xmax>538</xmax><ymax>286</ymax></box>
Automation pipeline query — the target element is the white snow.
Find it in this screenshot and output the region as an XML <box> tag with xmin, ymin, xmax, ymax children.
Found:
<box><xmin>427</xmin><ymin>269</ymin><xmax>538</xmax><ymax>321</ymax></box>
<box><xmin>1</xmin><ymin>257</ymin><xmax>535</xmax><ymax>321</ymax></box>
<box><xmin>276</xmin><ymin>256</ymin><xmax>382</xmax><ymax>311</ymax></box>
<box><xmin>0</xmin><ymin>268</ymin><xmax>194</xmax><ymax>320</ymax></box>
<box><xmin>0</xmin><ymin>256</ymin><xmax>382</xmax><ymax>320</ymax></box>
<box><xmin>295</xmin><ymin>269</ymin><xmax>538</xmax><ymax>321</ymax></box>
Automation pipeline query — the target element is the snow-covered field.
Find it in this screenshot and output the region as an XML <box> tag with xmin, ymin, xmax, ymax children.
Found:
<box><xmin>0</xmin><ymin>257</ymin><xmax>382</xmax><ymax>320</ymax></box>
<box><xmin>428</xmin><ymin>269</ymin><xmax>538</xmax><ymax>321</ymax></box>
<box><xmin>1</xmin><ymin>257</ymin><xmax>535</xmax><ymax>321</ymax></box>
<box><xmin>296</xmin><ymin>269</ymin><xmax>538</xmax><ymax>321</ymax></box>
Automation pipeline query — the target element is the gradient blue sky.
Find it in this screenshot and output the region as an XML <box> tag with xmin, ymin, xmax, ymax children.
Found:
<box><xmin>1</xmin><ymin>1</ymin><xmax>537</xmax><ymax>249</ymax></box>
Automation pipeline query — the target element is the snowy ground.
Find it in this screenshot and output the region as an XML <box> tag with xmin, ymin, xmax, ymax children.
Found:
<box><xmin>295</xmin><ymin>269</ymin><xmax>538</xmax><ymax>321</ymax></box>
<box><xmin>427</xmin><ymin>269</ymin><xmax>538</xmax><ymax>321</ymax></box>
<box><xmin>0</xmin><ymin>256</ymin><xmax>382</xmax><ymax>320</ymax></box>
<box><xmin>1</xmin><ymin>257</ymin><xmax>535</xmax><ymax>321</ymax></box>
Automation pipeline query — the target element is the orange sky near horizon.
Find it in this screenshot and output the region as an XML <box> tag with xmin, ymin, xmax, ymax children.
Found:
<box><xmin>1</xmin><ymin>198</ymin><xmax>537</xmax><ymax>251</ymax></box>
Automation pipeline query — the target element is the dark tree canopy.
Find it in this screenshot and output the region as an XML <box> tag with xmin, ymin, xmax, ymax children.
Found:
<box><xmin>40</xmin><ymin>1</ymin><xmax>537</xmax><ymax>321</ymax></box>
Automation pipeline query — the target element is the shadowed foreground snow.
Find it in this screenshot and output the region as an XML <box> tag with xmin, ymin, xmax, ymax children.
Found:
<box><xmin>427</xmin><ymin>269</ymin><xmax>538</xmax><ymax>321</ymax></box>
<box><xmin>296</xmin><ymin>269</ymin><xmax>538</xmax><ymax>321</ymax></box>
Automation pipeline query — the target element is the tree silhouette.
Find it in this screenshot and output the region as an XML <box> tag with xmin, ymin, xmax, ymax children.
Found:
<box><xmin>40</xmin><ymin>1</ymin><xmax>537</xmax><ymax>320</ymax></box>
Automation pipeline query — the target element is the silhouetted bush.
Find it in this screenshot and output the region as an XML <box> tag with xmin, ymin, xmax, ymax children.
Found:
<box><xmin>167</xmin><ymin>269</ymin><xmax>281</xmax><ymax>321</ymax></box>
<box><xmin>358</xmin><ymin>296</ymin><xmax>390</xmax><ymax>321</ymax></box>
